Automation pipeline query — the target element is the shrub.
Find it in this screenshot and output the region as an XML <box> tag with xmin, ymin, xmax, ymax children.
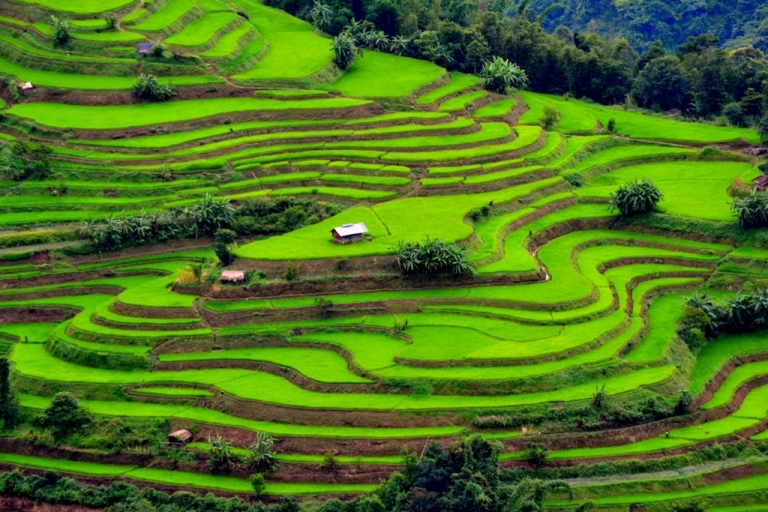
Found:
<box><xmin>526</xmin><ymin>443</ymin><xmax>548</xmax><ymax>469</ymax></box>
<box><xmin>132</xmin><ymin>74</ymin><xmax>175</xmax><ymax>102</ymax></box>
<box><xmin>732</xmin><ymin>189</ymin><xmax>768</xmax><ymax>228</ymax></box>
<box><xmin>676</xmin><ymin>306</ymin><xmax>710</xmax><ymax>351</ymax></box>
<box><xmin>1</xmin><ymin>142</ymin><xmax>53</xmax><ymax>181</ymax></box>
<box><xmin>563</xmin><ymin>173</ymin><xmax>584</xmax><ymax>188</ymax></box>
<box><xmin>214</xmin><ymin>243</ymin><xmax>233</xmax><ymax>266</ymax></box>
<box><xmin>396</xmin><ymin>238</ymin><xmax>471</xmax><ymax>276</ymax></box>
<box><xmin>103</xmin><ymin>15</ymin><xmax>116</xmax><ymax>29</ymax></box>
<box><xmin>592</xmin><ymin>385</ymin><xmax>606</xmax><ymax>409</ymax></box>
<box><xmin>283</xmin><ymin>264</ymin><xmax>299</xmax><ymax>281</ymax></box>
<box><xmin>315</xmin><ymin>297</ymin><xmax>334</xmax><ymax>318</ymax></box>
<box><xmin>42</xmin><ymin>392</ymin><xmax>90</xmax><ymax>441</ymax></box>
<box><xmin>321</xmin><ymin>451</ymin><xmax>340</xmax><ymax>473</ymax></box>
<box><xmin>152</xmin><ymin>44</ymin><xmax>164</xmax><ymax>57</ymax></box>
<box><xmin>250</xmin><ymin>473</ymin><xmax>266</xmax><ymax>496</ymax></box>
<box><xmin>0</xmin><ymin>357</ymin><xmax>19</xmax><ymax>429</ymax></box>
<box><xmin>675</xmin><ymin>389</ymin><xmax>693</xmax><ymax>414</ymax></box>
<box><xmin>606</xmin><ymin>117</ymin><xmax>616</xmax><ymax>133</ymax></box>
<box><xmin>50</xmin><ymin>16</ymin><xmax>70</xmax><ymax>45</ymax></box>
<box><xmin>480</xmin><ymin>56</ymin><xmax>528</xmax><ymax>93</ymax></box>
<box><xmin>542</xmin><ymin>106</ymin><xmax>559</xmax><ymax>130</ymax></box>
<box><xmin>608</xmin><ymin>179</ymin><xmax>663</xmax><ymax>217</ymax></box>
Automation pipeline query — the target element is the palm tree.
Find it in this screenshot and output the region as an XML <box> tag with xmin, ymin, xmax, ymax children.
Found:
<box><xmin>363</xmin><ymin>30</ymin><xmax>389</xmax><ymax>50</ymax></box>
<box><xmin>480</xmin><ymin>56</ymin><xmax>529</xmax><ymax>93</ymax></box>
<box><xmin>308</xmin><ymin>0</ymin><xmax>333</xmax><ymax>31</ymax></box>
<box><xmin>608</xmin><ymin>179</ymin><xmax>663</xmax><ymax>217</ymax></box>
<box><xmin>503</xmin><ymin>478</ymin><xmax>573</xmax><ymax>511</ymax></box>
<box><xmin>732</xmin><ymin>189</ymin><xmax>768</xmax><ymax>228</ymax></box>
<box><xmin>389</xmin><ymin>35</ymin><xmax>411</xmax><ymax>55</ymax></box>
<box><xmin>243</xmin><ymin>432</ymin><xmax>279</xmax><ymax>473</ymax></box>
<box><xmin>191</xmin><ymin>193</ymin><xmax>235</xmax><ymax>236</ymax></box>
<box><xmin>423</xmin><ymin>41</ymin><xmax>455</xmax><ymax>67</ymax></box>
<box><xmin>332</xmin><ymin>31</ymin><xmax>361</xmax><ymax>70</ymax></box>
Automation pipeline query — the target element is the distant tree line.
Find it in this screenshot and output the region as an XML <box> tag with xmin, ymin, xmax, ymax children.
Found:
<box><xmin>271</xmin><ymin>0</ymin><xmax>768</xmax><ymax>132</ymax></box>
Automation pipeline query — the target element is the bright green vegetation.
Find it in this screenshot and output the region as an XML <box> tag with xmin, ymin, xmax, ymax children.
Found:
<box><xmin>329</xmin><ymin>51</ymin><xmax>443</xmax><ymax>98</ymax></box>
<box><xmin>438</xmin><ymin>90</ymin><xmax>487</xmax><ymax>112</ymax></box>
<box><xmin>13</xmin><ymin>0</ymin><xmax>135</xmax><ymax>13</ymax></box>
<box><xmin>7</xmin><ymin>97</ymin><xmax>371</xmax><ymax>129</ymax></box>
<box><xmin>474</xmin><ymin>98</ymin><xmax>516</xmax><ymax>118</ymax></box>
<box><xmin>522</xmin><ymin>91</ymin><xmax>760</xmax><ymax>143</ymax></box>
<box><xmin>578</xmin><ymin>161</ymin><xmax>752</xmax><ymax>221</ymax></box>
<box><xmin>166</xmin><ymin>13</ymin><xmax>239</xmax><ymax>47</ymax></box>
<box><xmin>132</xmin><ymin>387</ymin><xmax>215</xmax><ymax>397</ymax></box>
<box><xmin>416</xmin><ymin>72</ymin><xmax>479</xmax><ymax>105</ymax></box>
<box><xmin>2</xmin><ymin>0</ymin><xmax>767</xmax><ymax>502</ymax></box>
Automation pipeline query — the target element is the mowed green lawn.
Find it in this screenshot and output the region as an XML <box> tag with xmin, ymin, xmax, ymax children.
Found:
<box><xmin>7</xmin><ymin>97</ymin><xmax>371</xmax><ymax>129</ymax></box>
<box><xmin>329</xmin><ymin>51</ymin><xmax>443</xmax><ymax>98</ymax></box>
<box><xmin>577</xmin><ymin>161</ymin><xmax>752</xmax><ymax>221</ymax></box>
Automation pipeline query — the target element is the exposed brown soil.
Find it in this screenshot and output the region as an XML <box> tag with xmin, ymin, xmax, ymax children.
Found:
<box><xmin>0</xmin><ymin>306</ymin><xmax>74</xmax><ymax>326</ymax></box>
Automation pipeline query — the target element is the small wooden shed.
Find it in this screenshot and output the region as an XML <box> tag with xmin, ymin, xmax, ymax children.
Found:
<box><xmin>167</xmin><ymin>429</ymin><xmax>192</xmax><ymax>446</ymax></box>
<box><xmin>137</xmin><ymin>43</ymin><xmax>156</xmax><ymax>55</ymax></box>
<box><xmin>220</xmin><ymin>270</ymin><xmax>246</xmax><ymax>284</ymax></box>
<box><xmin>331</xmin><ymin>223</ymin><xmax>369</xmax><ymax>244</ymax></box>
<box><xmin>19</xmin><ymin>82</ymin><xmax>34</xmax><ymax>95</ymax></box>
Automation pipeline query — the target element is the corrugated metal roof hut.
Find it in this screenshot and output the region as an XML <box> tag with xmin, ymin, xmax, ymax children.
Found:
<box><xmin>331</xmin><ymin>223</ymin><xmax>368</xmax><ymax>244</ymax></box>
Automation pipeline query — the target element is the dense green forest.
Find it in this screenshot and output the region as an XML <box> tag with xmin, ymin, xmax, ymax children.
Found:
<box><xmin>268</xmin><ymin>0</ymin><xmax>768</xmax><ymax>125</ymax></box>
<box><xmin>531</xmin><ymin>0</ymin><xmax>768</xmax><ymax>52</ymax></box>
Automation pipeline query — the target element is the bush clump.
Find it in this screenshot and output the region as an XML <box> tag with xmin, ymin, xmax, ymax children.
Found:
<box><xmin>609</xmin><ymin>179</ymin><xmax>663</xmax><ymax>217</ymax></box>
<box><xmin>679</xmin><ymin>290</ymin><xmax>768</xmax><ymax>351</ymax></box>
<box><xmin>479</xmin><ymin>56</ymin><xmax>528</xmax><ymax>93</ymax></box>
<box><xmin>132</xmin><ymin>74</ymin><xmax>175</xmax><ymax>102</ymax></box>
<box><xmin>732</xmin><ymin>189</ymin><xmax>768</xmax><ymax>228</ymax></box>
<box><xmin>396</xmin><ymin>238</ymin><xmax>471</xmax><ymax>276</ymax></box>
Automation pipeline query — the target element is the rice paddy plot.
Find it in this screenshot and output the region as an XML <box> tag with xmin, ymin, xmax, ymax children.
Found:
<box><xmin>578</xmin><ymin>161</ymin><xmax>752</xmax><ymax>221</ymax></box>
<box><xmin>328</xmin><ymin>51</ymin><xmax>443</xmax><ymax>98</ymax></box>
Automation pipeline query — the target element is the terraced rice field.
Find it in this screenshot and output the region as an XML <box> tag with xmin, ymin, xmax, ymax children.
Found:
<box><xmin>0</xmin><ymin>0</ymin><xmax>767</xmax><ymax>508</ymax></box>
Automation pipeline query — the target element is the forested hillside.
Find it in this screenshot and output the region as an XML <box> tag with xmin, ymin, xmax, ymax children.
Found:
<box><xmin>530</xmin><ymin>0</ymin><xmax>768</xmax><ymax>52</ymax></box>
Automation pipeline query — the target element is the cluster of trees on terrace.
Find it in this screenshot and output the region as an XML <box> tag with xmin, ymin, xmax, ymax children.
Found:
<box><xmin>80</xmin><ymin>196</ymin><xmax>342</xmax><ymax>252</ymax></box>
<box><xmin>396</xmin><ymin>238</ymin><xmax>472</xmax><ymax>275</ymax></box>
<box><xmin>273</xmin><ymin>0</ymin><xmax>768</xmax><ymax>129</ymax></box>
<box><xmin>679</xmin><ymin>290</ymin><xmax>768</xmax><ymax>351</ymax></box>
<box><xmin>0</xmin><ymin>142</ymin><xmax>52</xmax><ymax>182</ymax></box>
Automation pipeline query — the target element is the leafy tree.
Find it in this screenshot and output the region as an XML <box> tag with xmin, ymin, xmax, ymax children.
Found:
<box><xmin>759</xmin><ymin>114</ymin><xmax>768</xmax><ymax>144</ymax></box>
<box><xmin>606</xmin><ymin>118</ymin><xmax>616</xmax><ymax>133</ymax></box>
<box><xmin>207</xmin><ymin>435</ymin><xmax>235</xmax><ymax>474</ymax></box>
<box><xmin>366</xmin><ymin>0</ymin><xmax>399</xmax><ymax>36</ymax></box>
<box><xmin>631</xmin><ymin>56</ymin><xmax>688</xmax><ymax>111</ymax></box>
<box><xmin>132</xmin><ymin>74</ymin><xmax>175</xmax><ymax>102</ymax></box>
<box><xmin>321</xmin><ymin>451</ymin><xmax>340</xmax><ymax>473</ymax></box>
<box><xmin>676</xmin><ymin>389</ymin><xmax>694</xmax><ymax>414</ymax></box>
<box><xmin>480</xmin><ymin>56</ymin><xmax>528</xmax><ymax>93</ymax></box>
<box><xmin>42</xmin><ymin>392</ymin><xmax>90</xmax><ymax>441</ymax></box>
<box><xmin>0</xmin><ymin>356</ymin><xmax>19</xmax><ymax>429</ymax></box>
<box><xmin>732</xmin><ymin>189</ymin><xmax>768</xmax><ymax>228</ymax></box>
<box><xmin>243</xmin><ymin>432</ymin><xmax>279</xmax><ymax>473</ymax></box>
<box><xmin>103</xmin><ymin>15</ymin><xmax>116</xmax><ymax>29</ymax></box>
<box><xmin>250</xmin><ymin>473</ymin><xmax>266</xmax><ymax>496</ymax></box>
<box><xmin>723</xmin><ymin>102</ymin><xmax>746</xmax><ymax>127</ymax></box>
<box><xmin>50</xmin><ymin>16</ymin><xmax>70</xmax><ymax>45</ymax></box>
<box><xmin>609</xmin><ymin>179</ymin><xmax>663</xmax><ymax>217</ymax></box>
<box><xmin>214</xmin><ymin>228</ymin><xmax>237</xmax><ymax>266</ymax></box>
<box><xmin>332</xmin><ymin>31</ymin><xmax>361</xmax><ymax>69</ymax></box>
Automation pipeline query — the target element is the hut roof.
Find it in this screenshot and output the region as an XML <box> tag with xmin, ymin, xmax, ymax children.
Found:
<box><xmin>332</xmin><ymin>223</ymin><xmax>368</xmax><ymax>237</ymax></box>
<box><xmin>168</xmin><ymin>429</ymin><xmax>192</xmax><ymax>442</ymax></box>
<box><xmin>221</xmin><ymin>270</ymin><xmax>246</xmax><ymax>282</ymax></box>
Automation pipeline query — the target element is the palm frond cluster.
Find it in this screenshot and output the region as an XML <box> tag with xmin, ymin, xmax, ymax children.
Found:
<box><xmin>80</xmin><ymin>194</ymin><xmax>234</xmax><ymax>252</ymax></box>
<box><xmin>396</xmin><ymin>238</ymin><xmax>472</xmax><ymax>276</ymax></box>
<box><xmin>608</xmin><ymin>179</ymin><xmax>663</xmax><ymax>217</ymax></box>
<box><xmin>732</xmin><ymin>189</ymin><xmax>768</xmax><ymax>228</ymax></box>
<box><xmin>479</xmin><ymin>56</ymin><xmax>529</xmax><ymax>94</ymax></box>
<box><xmin>685</xmin><ymin>290</ymin><xmax>768</xmax><ymax>334</ymax></box>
